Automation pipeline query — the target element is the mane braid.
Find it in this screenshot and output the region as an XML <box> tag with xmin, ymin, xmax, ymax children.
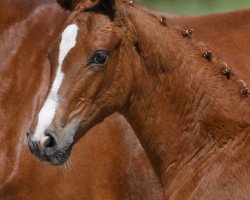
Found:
<box><xmin>157</xmin><ymin>9</ymin><xmax>248</xmax><ymax>100</ymax></box>
<box><xmin>127</xmin><ymin>1</ymin><xmax>249</xmax><ymax>99</ymax></box>
<box><xmin>124</xmin><ymin>3</ymin><xmax>250</xmax><ymax>145</ymax></box>
<box><xmin>179</xmin><ymin>27</ymin><xmax>248</xmax><ymax>98</ymax></box>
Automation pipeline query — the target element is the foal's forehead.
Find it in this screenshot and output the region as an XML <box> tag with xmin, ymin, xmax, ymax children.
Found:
<box><xmin>53</xmin><ymin>12</ymin><xmax>117</xmax><ymax>59</ymax></box>
<box><xmin>67</xmin><ymin>12</ymin><xmax>115</xmax><ymax>34</ymax></box>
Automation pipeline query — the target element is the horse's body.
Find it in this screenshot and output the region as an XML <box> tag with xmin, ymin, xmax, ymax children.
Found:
<box><xmin>0</xmin><ymin>1</ymin><xmax>162</xmax><ymax>199</ymax></box>
<box><xmin>27</xmin><ymin>0</ymin><xmax>250</xmax><ymax>199</ymax></box>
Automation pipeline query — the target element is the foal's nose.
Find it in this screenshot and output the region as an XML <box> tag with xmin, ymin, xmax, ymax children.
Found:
<box><xmin>43</xmin><ymin>131</ymin><xmax>57</xmax><ymax>156</ymax></box>
<box><xmin>27</xmin><ymin>130</ymin><xmax>57</xmax><ymax>156</ymax></box>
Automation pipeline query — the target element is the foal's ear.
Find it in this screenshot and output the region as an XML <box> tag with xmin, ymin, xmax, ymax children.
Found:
<box><xmin>57</xmin><ymin>0</ymin><xmax>80</xmax><ymax>10</ymax></box>
<box><xmin>57</xmin><ymin>0</ymin><xmax>118</xmax><ymax>12</ymax></box>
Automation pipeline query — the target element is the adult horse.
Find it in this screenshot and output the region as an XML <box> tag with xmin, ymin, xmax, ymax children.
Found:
<box><xmin>0</xmin><ymin>0</ymin><xmax>162</xmax><ymax>199</ymax></box>
<box><xmin>27</xmin><ymin>0</ymin><xmax>250</xmax><ymax>199</ymax></box>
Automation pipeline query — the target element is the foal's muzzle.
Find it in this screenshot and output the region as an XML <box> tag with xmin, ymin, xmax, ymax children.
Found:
<box><xmin>27</xmin><ymin>131</ymin><xmax>70</xmax><ymax>165</ymax></box>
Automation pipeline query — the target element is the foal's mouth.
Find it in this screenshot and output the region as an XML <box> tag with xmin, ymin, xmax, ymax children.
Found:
<box><xmin>29</xmin><ymin>144</ymin><xmax>72</xmax><ymax>166</ymax></box>
<box><xmin>48</xmin><ymin>148</ymin><xmax>72</xmax><ymax>166</ymax></box>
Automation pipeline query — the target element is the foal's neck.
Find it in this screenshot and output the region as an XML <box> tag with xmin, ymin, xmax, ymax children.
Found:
<box><xmin>122</xmin><ymin>4</ymin><xmax>250</xmax><ymax>188</ymax></box>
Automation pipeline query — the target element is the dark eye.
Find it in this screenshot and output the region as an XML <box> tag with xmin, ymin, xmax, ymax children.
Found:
<box><xmin>90</xmin><ymin>50</ymin><xmax>110</xmax><ymax>67</ymax></box>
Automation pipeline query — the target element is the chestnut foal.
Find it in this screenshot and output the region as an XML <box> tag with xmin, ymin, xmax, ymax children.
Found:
<box><xmin>0</xmin><ymin>0</ymin><xmax>162</xmax><ymax>199</ymax></box>
<box><xmin>27</xmin><ymin>0</ymin><xmax>250</xmax><ymax>199</ymax></box>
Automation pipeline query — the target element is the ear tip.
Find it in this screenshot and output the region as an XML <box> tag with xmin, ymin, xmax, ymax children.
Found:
<box><xmin>57</xmin><ymin>0</ymin><xmax>76</xmax><ymax>10</ymax></box>
<box><xmin>57</xmin><ymin>0</ymin><xmax>119</xmax><ymax>12</ymax></box>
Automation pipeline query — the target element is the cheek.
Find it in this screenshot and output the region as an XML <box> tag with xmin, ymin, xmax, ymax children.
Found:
<box><xmin>58</xmin><ymin>69</ymin><xmax>106</xmax><ymax>108</ymax></box>
<box><xmin>80</xmin><ymin>70</ymin><xmax>106</xmax><ymax>99</ymax></box>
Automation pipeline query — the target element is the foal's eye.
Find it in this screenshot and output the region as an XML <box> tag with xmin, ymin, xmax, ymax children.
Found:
<box><xmin>90</xmin><ymin>50</ymin><xmax>110</xmax><ymax>67</ymax></box>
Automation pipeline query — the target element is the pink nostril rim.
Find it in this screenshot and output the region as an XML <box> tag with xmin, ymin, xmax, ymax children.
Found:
<box><xmin>40</xmin><ymin>136</ymin><xmax>49</xmax><ymax>151</ymax></box>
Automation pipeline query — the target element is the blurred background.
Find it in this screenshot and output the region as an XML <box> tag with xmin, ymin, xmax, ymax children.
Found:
<box><xmin>138</xmin><ymin>0</ymin><xmax>250</xmax><ymax>15</ymax></box>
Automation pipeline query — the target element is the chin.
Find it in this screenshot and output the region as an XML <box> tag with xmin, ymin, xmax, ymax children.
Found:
<box><xmin>49</xmin><ymin>156</ymin><xmax>69</xmax><ymax>166</ymax></box>
<box><xmin>49</xmin><ymin>148</ymin><xmax>72</xmax><ymax>166</ymax></box>
<box><xmin>30</xmin><ymin>147</ymin><xmax>72</xmax><ymax>166</ymax></box>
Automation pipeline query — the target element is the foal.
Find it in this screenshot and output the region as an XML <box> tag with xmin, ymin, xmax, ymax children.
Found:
<box><xmin>1</xmin><ymin>1</ymin><xmax>162</xmax><ymax>199</ymax></box>
<box><xmin>27</xmin><ymin>0</ymin><xmax>250</xmax><ymax>199</ymax></box>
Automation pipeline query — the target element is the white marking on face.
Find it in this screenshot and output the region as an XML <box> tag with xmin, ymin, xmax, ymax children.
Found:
<box><xmin>33</xmin><ymin>24</ymin><xmax>78</xmax><ymax>141</ymax></box>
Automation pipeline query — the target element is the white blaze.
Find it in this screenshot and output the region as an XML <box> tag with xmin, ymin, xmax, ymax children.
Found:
<box><xmin>33</xmin><ymin>24</ymin><xmax>78</xmax><ymax>141</ymax></box>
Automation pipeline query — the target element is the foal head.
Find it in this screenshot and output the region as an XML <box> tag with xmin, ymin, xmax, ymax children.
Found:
<box><xmin>27</xmin><ymin>0</ymin><xmax>139</xmax><ymax>165</ymax></box>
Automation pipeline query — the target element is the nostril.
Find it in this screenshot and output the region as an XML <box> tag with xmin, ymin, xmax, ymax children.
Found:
<box><xmin>44</xmin><ymin>134</ymin><xmax>56</xmax><ymax>148</ymax></box>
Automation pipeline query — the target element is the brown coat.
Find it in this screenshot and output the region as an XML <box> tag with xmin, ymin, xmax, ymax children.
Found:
<box><xmin>0</xmin><ymin>1</ymin><xmax>162</xmax><ymax>199</ymax></box>
<box><xmin>31</xmin><ymin>0</ymin><xmax>249</xmax><ymax>199</ymax></box>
